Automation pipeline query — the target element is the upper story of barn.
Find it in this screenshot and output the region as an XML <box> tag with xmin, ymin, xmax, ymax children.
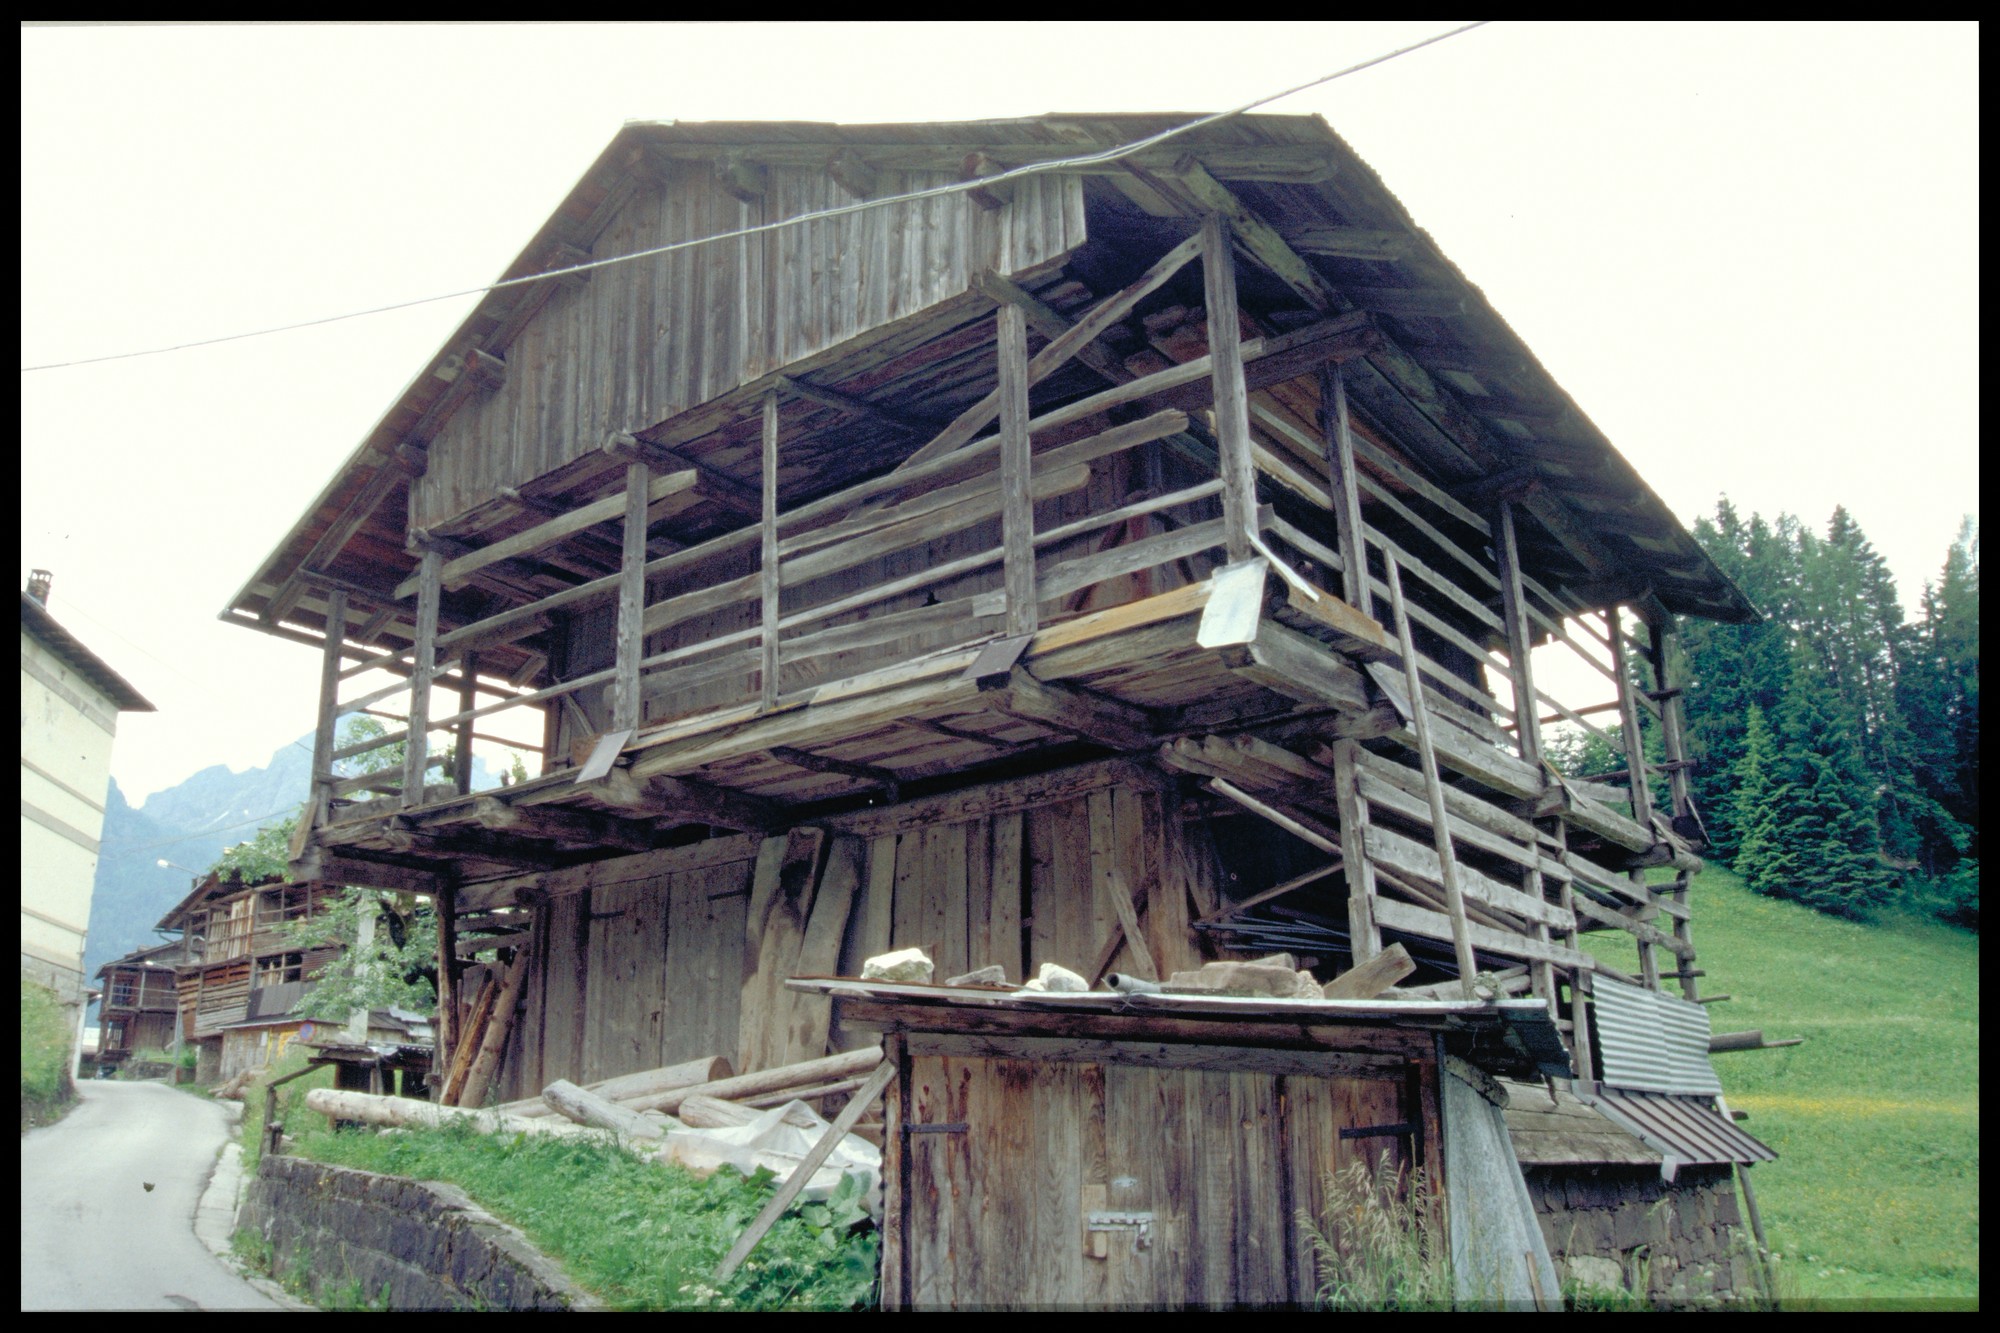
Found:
<box><xmin>223</xmin><ymin>115</ymin><xmax>1756</xmax><ymax>1087</ymax></box>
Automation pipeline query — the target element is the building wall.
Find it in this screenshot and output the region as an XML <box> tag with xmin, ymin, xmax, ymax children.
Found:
<box><xmin>414</xmin><ymin>161</ymin><xmax>1086</xmax><ymax>531</ymax></box>
<box><xmin>494</xmin><ymin>769</ymin><xmax>1210</xmax><ymax>1102</ymax></box>
<box><xmin>1523</xmin><ymin>1164</ymin><xmax>1752</xmax><ymax>1306</ymax></box>
<box><xmin>220</xmin><ymin>1022</ymin><xmax>309</xmax><ymax>1082</ymax></box>
<box><xmin>19</xmin><ymin>629</ymin><xmax>120</xmax><ymax>1003</ymax></box>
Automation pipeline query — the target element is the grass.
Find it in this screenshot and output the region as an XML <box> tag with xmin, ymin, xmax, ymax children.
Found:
<box><xmin>288</xmin><ymin>1119</ymin><xmax>878</xmax><ymax>1310</ymax></box>
<box><xmin>239</xmin><ymin>1047</ymin><xmax>339</xmax><ymax>1170</ymax></box>
<box><xmin>1300</xmin><ymin>1152</ymin><xmax>1451</xmax><ymax>1309</ymax></box>
<box><xmin>20</xmin><ymin>977</ymin><xmax>76</xmax><ymax>1131</ymax></box>
<box><xmin>1584</xmin><ymin>862</ymin><xmax>1979</xmax><ymax>1308</ymax></box>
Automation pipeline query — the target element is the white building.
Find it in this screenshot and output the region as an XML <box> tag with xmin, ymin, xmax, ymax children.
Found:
<box><xmin>20</xmin><ymin>571</ymin><xmax>153</xmax><ymax>1008</ymax></box>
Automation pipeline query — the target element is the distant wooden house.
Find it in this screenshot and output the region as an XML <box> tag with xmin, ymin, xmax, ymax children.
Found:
<box><xmin>226</xmin><ymin>115</ymin><xmax>1773</xmax><ymax>1305</ymax></box>
<box><xmin>155</xmin><ymin>872</ymin><xmax>340</xmax><ymax>1082</ymax></box>
<box><xmin>91</xmin><ymin>940</ymin><xmax>181</xmax><ymax>1069</ymax></box>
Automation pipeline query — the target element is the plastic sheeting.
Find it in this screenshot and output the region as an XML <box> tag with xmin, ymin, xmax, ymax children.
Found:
<box><xmin>1444</xmin><ymin>1071</ymin><xmax>1562</xmax><ymax>1310</ymax></box>
<box><xmin>652</xmin><ymin>1099</ymin><xmax>881</xmax><ymax>1213</ymax></box>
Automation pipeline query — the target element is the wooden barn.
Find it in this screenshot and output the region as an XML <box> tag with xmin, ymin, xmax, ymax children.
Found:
<box><xmin>92</xmin><ymin>940</ymin><xmax>182</xmax><ymax>1070</ymax></box>
<box><xmin>156</xmin><ymin>871</ymin><xmax>341</xmax><ymax>1082</ymax></box>
<box><xmin>225</xmin><ymin>115</ymin><xmax>1773</xmax><ymax>1306</ymax></box>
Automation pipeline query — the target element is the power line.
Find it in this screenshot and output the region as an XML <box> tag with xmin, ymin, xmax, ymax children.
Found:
<box><xmin>22</xmin><ymin>22</ymin><xmax>1486</xmax><ymax>374</ymax></box>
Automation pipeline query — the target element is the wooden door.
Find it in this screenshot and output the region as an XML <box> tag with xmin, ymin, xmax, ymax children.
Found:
<box><xmin>892</xmin><ymin>1040</ymin><xmax>1436</xmax><ymax>1310</ymax></box>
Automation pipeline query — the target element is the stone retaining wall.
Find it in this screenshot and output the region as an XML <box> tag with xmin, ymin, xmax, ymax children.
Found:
<box><xmin>236</xmin><ymin>1155</ymin><xmax>595</xmax><ymax>1311</ymax></box>
<box><xmin>1523</xmin><ymin>1163</ymin><xmax>1753</xmax><ymax>1306</ymax></box>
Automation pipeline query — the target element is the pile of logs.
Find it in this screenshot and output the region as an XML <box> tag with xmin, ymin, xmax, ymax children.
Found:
<box><xmin>306</xmin><ymin>1045</ymin><xmax>886</xmax><ymax>1145</ymax></box>
<box><xmin>437</xmin><ymin>949</ymin><xmax>531</xmax><ymax>1108</ymax></box>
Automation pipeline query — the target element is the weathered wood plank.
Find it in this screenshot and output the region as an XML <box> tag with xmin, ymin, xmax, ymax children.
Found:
<box><xmin>1202</xmin><ymin>214</ymin><xmax>1257</xmax><ymax>562</ymax></box>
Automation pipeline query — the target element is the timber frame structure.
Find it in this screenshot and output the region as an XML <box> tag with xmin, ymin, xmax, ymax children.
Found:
<box><xmin>223</xmin><ymin>115</ymin><xmax>1755</xmax><ymax>1105</ymax></box>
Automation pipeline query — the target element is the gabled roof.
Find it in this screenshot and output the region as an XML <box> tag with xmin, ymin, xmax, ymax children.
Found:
<box><xmin>224</xmin><ymin>113</ymin><xmax>1756</xmax><ymax>657</ymax></box>
<box><xmin>20</xmin><ymin>594</ymin><xmax>155</xmax><ymax>712</ymax></box>
<box><xmin>154</xmin><ymin>870</ymin><xmax>289</xmax><ymax>933</ymax></box>
<box><xmin>93</xmin><ymin>939</ymin><xmax>183</xmax><ymax>982</ymax></box>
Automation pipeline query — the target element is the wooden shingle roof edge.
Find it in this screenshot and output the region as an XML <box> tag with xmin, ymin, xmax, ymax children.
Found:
<box><xmin>221</xmin><ymin>112</ymin><xmax>1756</xmax><ymax>646</ymax></box>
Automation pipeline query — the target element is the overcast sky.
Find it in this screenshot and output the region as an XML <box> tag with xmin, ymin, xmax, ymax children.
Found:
<box><xmin>21</xmin><ymin>21</ymin><xmax>1978</xmax><ymax>808</ymax></box>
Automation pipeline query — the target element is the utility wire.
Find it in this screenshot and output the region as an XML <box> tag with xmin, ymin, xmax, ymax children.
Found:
<box><xmin>23</xmin><ymin>22</ymin><xmax>1486</xmax><ymax>373</ymax></box>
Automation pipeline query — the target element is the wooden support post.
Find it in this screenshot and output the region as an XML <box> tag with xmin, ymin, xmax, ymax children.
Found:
<box><xmin>1608</xmin><ymin>608</ymin><xmax>1661</xmax><ymax>988</ymax></box>
<box><xmin>1650</xmin><ymin>617</ymin><xmax>1701</xmax><ymax>1000</ymax></box>
<box><xmin>1385</xmin><ymin>552</ymin><xmax>1479</xmax><ymax>996</ymax></box>
<box><xmin>1608</xmin><ymin>608</ymin><xmax>1655</xmax><ymax>827</ymax></box>
<box><xmin>1496</xmin><ymin>500</ymin><xmax>1544</xmax><ymax>769</ymax></box>
<box><xmin>760</xmin><ymin>392</ymin><xmax>781</xmax><ymax>709</ymax></box>
<box><xmin>453</xmin><ymin>651</ymin><xmax>477</xmax><ymax>796</ymax></box>
<box><xmin>433</xmin><ymin>879</ymin><xmax>457</xmax><ymax>1099</ymax></box>
<box><xmin>1329</xmin><ymin>739</ymin><xmax>1381</xmax><ymax>962</ymax></box>
<box><xmin>1202</xmin><ymin>213</ymin><xmax>1258</xmax><ymax>562</ymax></box>
<box><xmin>614</xmin><ymin>458</ymin><xmax>651</xmax><ymax>732</ymax></box>
<box><xmin>1319</xmin><ymin>363</ymin><xmax>1369</xmax><ymax>611</ymax></box>
<box><xmin>997</xmin><ymin>303</ymin><xmax>1037</xmax><ymax>638</ymax></box>
<box><xmin>308</xmin><ymin>589</ymin><xmax>347</xmax><ymax>831</ymax></box>
<box><xmin>401</xmin><ymin>551</ymin><xmax>441</xmax><ymax>809</ymax></box>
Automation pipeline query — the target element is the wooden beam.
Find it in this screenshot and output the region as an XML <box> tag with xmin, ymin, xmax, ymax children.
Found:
<box><xmin>587</xmin><ymin>766</ymin><xmax>784</xmax><ymax>833</ymax></box>
<box><xmin>1207</xmin><ymin>779</ymin><xmax>1341</xmax><ymax>856</ymax></box>
<box><xmin>713</xmin><ymin>152</ymin><xmax>767</xmax><ymax>203</ymax></box>
<box><xmin>760</xmin><ymin>393</ymin><xmax>781</xmax><ymax>710</ymax></box>
<box><xmin>996</xmin><ymin>304</ymin><xmax>1036</xmax><ymax>639</ymax></box>
<box><xmin>612</xmin><ymin>433</ymin><xmax>761</xmax><ymax>516</ymax></box>
<box><xmin>769</xmin><ymin>746</ymin><xmax>899</xmax><ymax>802</ymax></box>
<box><xmin>1289</xmin><ymin>227</ymin><xmax>1415</xmax><ymax>262</ymax></box>
<box><xmin>400</xmin><ymin>550</ymin><xmax>442</xmax><ymax>810</ymax></box>
<box><xmin>393</xmin><ymin>466</ymin><xmax>695</xmax><ymax>599</ymax></box>
<box><xmin>1496</xmin><ymin>499</ymin><xmax>1544</xmax><ymax>769</ymax></box>
<box><xmin>1202</xmin><ymin>213</ymin><xmax>1258</xmax><ymax>562</ymax></box>
<box><xmin>889</xmin><ymin>231</ymin><xmax>1205</xmax><ymax>475</ymax></box>
<box><xmin>1320</xmin><ymin>363</ymin><xmax>1370</xmax><ymax>611</ymax></box>
<box><xmin>472</xmin><ymin>796</ymin><xmax>654</xmax><ymax>853</ymax></box>
<box><xmin>982</xmin><ymin>670</ymin><xmax>1157</xmax><ymax>752</ymax></box>
<box><xmin>1385</xmin><ymin>551</ymin><xmax>1478</xmax><ymax>995</ymax></box>
<box><xmin>960</xmin><ymin>151</ymin><xmax>1013</xmax><ymax>210</ymax></box>
<box><xmin>778</xmin><ymin>374</ymin><xmax>934</xmax><ymax>436</ymax></box>
<box><xmin>969</xmin><ymin>271</ymin><xmax>1131</xmax><ymax>387</ymax></box>
<box><xmin>614</xmin><ymin>459</ymin><xmax>651</xmax><ymax>732</ymax></box>
<box><xmin>825</xmin><ymin>147</ymin><xmax>877</xmax><ymax>199</ymax></box>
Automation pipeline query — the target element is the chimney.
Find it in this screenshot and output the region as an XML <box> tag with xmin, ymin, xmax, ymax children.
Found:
<box><xmin>26</xmin><ymin>569</ymin><xmax>52</xmax><ymax>606</ymax></box>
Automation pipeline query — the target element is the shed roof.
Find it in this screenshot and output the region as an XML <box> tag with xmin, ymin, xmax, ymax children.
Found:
<box><xmin>792</xmin><ymin>975</ymin><xmax>1573</xmax><ymax>1080</ymax></box>
<box><xmin>224</xmin><ymin>113</ymin><xmax>1755</xmax><ymax>661</ymax></box>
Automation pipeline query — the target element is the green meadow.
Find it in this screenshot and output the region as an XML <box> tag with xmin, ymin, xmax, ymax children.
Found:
<box><xmin>1587</xmin><ymin>863</ymin><xmax>1978</xmax><ymax>1307</ymax></box>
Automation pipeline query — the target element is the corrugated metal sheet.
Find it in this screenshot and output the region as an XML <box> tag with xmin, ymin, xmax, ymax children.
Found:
<box><xmin>1584</xmin><ymin>1087</ymin><xmax>1776</xmax><ymax>1166</ymax></box>
<box><xmin>1592</xmin><ymin>975</ymin><xmax>1722</xmax><ymax>1096</ymax></box>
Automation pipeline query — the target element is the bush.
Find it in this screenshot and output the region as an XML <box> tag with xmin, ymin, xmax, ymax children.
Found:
<box><xmin>21</xmin><ymin>977</ymin><xmax>76</xmax><ymax>1129</ymax></box>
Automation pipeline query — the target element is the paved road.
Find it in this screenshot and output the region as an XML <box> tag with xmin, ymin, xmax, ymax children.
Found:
<box><xmin>21</xmin><ymin>1080</ymin><xmax>285</xmax><ymax>1311</ymax></box>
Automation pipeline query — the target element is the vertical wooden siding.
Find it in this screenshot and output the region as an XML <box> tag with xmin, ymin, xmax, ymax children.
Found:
<box><xmin>897</xmin><ymin>1050</ymin><xmax>1422</xmax><ymax>1309</ymax></box>
<box><xmin>416</xmin><ymin>164</ymin><xmax>1085</xmax><ymax>530</ymax></box>
<box><xmin>495</xmin><ymin>776</ymin><xmax>1201</xmax><ymax>1101</ymax></box>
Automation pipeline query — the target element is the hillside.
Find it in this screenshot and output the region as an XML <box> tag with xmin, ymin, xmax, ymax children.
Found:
<box><xmin>1589</xmin><ymin>864</ymin><xmax>1979</xmax><ymax>1307</ymax></box>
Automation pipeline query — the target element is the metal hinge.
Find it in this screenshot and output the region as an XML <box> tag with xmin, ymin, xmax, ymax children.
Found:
<box><xmin>900</xmin><ymin>1121</ymin><xmax>968</xmax><ymax>1136</ymax></box>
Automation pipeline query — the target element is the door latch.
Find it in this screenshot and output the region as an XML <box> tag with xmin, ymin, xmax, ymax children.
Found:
<box><xmin>1085</xmin><ymin>1210</ymin><xmax>1155</xmax><ymax>1251</ymax></box>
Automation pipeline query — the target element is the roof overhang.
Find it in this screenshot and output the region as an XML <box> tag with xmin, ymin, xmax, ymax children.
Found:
<box><xmin>223</xmin><ymin>113</ymin><xmax>1756</xmax><ymax>665</ymax></box>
